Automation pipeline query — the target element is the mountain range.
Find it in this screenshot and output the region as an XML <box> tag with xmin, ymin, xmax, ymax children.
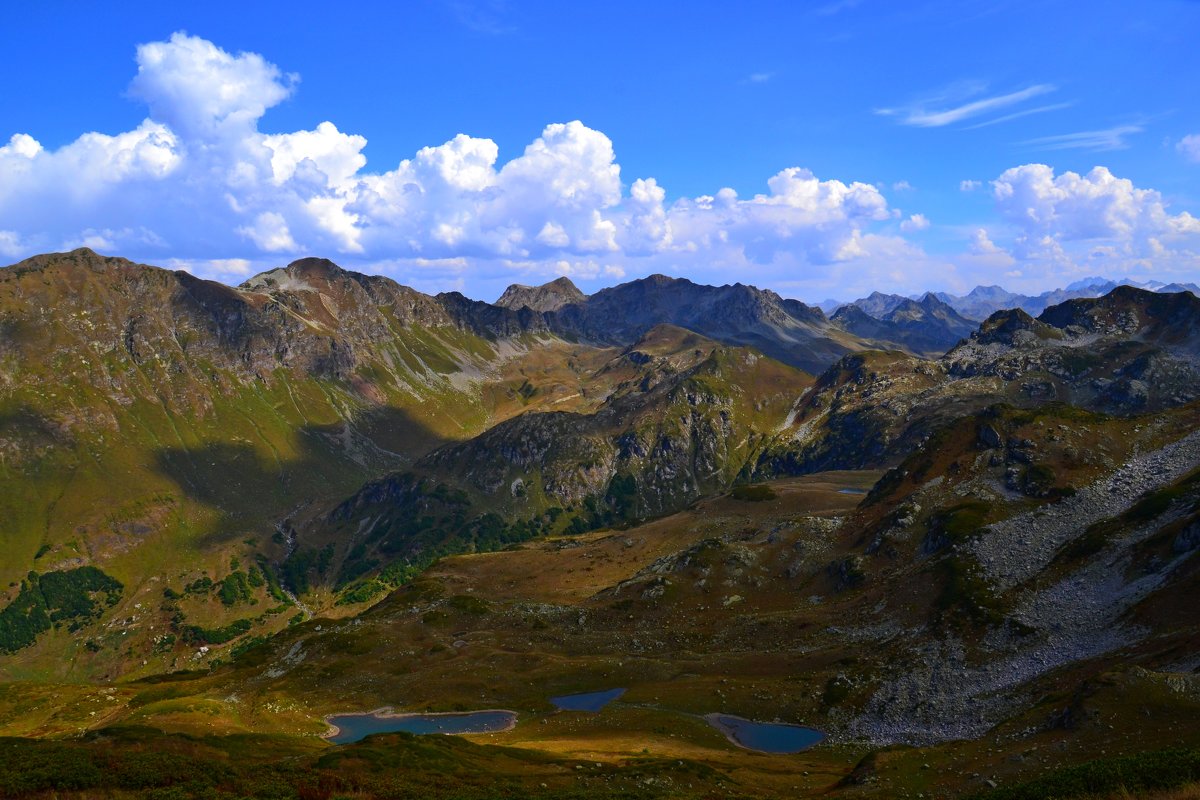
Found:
<box><xmin>2</xmin><ymin>248</ymin><xmax>1200</xmax><ymax>799</ymax></box>
<box><xmin>821</xmin><ymin>275</ymin><xmax>1200</xmax><ymax>322</ymax></box>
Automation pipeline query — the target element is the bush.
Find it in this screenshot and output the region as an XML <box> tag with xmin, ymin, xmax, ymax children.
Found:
<box><xmin>217</xmin><ymin>571</ymin><xmax>252</xmax><ymax>606</ymax></box>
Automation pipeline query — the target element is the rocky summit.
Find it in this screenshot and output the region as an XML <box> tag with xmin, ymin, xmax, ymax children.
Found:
<box><xmin>2</xmin><ymin>249</ymin><xmax>1200</xmax><ymax>799</ymax></box>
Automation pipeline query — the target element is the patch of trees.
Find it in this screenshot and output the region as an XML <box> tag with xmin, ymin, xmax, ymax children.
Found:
<box><xmin>0</xmin><ymin>567</ymin><xmax>123</xmax><ymax>653</ymax></box>
<box><xmin>181</xmin><ymin>618</ymin><xmax>252</xmax><ymax>645</ymax></box>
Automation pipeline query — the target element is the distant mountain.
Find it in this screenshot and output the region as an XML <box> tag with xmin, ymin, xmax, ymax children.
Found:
<box><xmin>845</xmin><ymin>291</ymin><xmax>912</xmax><ymax>319</ymax></box>
<box><xmin>821</xmin><ymin>277</ymin><xmax>1198</xmax><ymax>323</ymax></box>
<box><xmin>542</xmin><ymin>274</ymin><xmax>870</xmax><ymax>374</ymax></box>
<box><xmin>494</xmin><ymin>276</ymin><xmax>587</xmax><ymax>312</ymax></box>
<box><xmin>832</xmin><ymin>293</ymin><xmax>977</xmax><ymax>357</ymax></box>
<box><xmin>1159</xmin><ymin>281</ymin><xmax>1200</xmax><ymax>295</ymax></box>
<box><xmin>932</xmin><ymin>284</ymin><xmax>1028</xmax><ymax>320</ymax></box>
<box><xmin>935</xmin><ymin>276</ymin><xmax>1195</xmax><ymax>321</ymax></box>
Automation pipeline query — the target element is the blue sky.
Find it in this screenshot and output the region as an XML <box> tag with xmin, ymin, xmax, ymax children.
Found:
<box><xmin>1</xmin><ymin>0</ymin><xmax>1197</xmax><ymax>302</ymax></box>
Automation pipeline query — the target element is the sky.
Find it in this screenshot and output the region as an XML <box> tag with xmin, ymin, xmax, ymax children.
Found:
<box><xmin>0</xmin><ymin>0</ymin><xmax>1198</xmax><ymax>303</ymax></box>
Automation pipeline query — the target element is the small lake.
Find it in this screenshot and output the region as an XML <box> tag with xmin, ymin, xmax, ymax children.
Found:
<box><xmin>705</xmin><ymin>714</ymin><xmax>824</xmax><ymax>754</ymax></box>
<box><xmin>325</xmin><ymin>710</ymin><xmax>517</xmax><ymax>744</ymax></box>
<box><xmin>837</xmin><ymin>488</ymin><xmax>867</xmax><ymax>495</ymax></box>
<box><xmin>550</xmin><ymin>688</ymin><xmax>626</xmax><ymax>712</ymax></box>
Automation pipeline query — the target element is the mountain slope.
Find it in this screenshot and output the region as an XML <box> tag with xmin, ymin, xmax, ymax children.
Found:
<box><xmin>300</xmin><ymin>325</ymin><xmax>814</xmax><ymax>605</ymax></box>
<box><xmin>0</xmin><ymin>249</ymin><xmax>601</xmax><ymax>677</ymax></box>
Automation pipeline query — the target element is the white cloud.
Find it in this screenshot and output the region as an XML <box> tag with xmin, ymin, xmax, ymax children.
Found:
<box><xmin>129</xmin><ymin>32</ymin><xmax>295</xmax><ymax>142</ymax></box>
<box><xmin>1</xmin><ymin>31</ymin><xmax>916</xmax><ymax>287</ymax></box>
<box><xmin>167</xmin><ymin>257</ymin><xmax>257</xmax><ymax>277</ymax></box>
<box><xmin>1022</xmin><ymin>125</ymin><xmax>1143</xmax><ymax>152</ymax></box>
<box><xmin>1179</xmin><ymin>134</ymin><xmax>1200</xmax><ymax>164</ymax></box>
<box><xmin>1</xmin><ymin>134</ymin><xmax>42</xmax><ymax>159</ymax></box>
<box><xmin>747</xmin><ymin>72</ymin><xmax>774</xmax><ymax>84</ymax></box>
<box><xmin>0</xmin><ymin>30</ymin><xmax>915</xmax><ymax>298</ymax></box>
<box><xmin>961</xmin><ymin>102</ymin><xmax>1073</xmax><ymax>130</ymax></box>
<box><xmin>238</xmin><ymin>212</ymin><xmax>297</xmax><ymax>252</ymax></box>
<box><xmin>892</xmin><ymin>180</ymin><xmax>913</xmax><ymax>191</ymax></box>
<box><xmin>879</xmin><ymin>84</ymin><xmax>1056</xmax><ymax>128</ymax></box>
<box><xmin>986</xmin><ymin>164</ymin><xmax>1200</xmax><ymax>278</ymax></box>
<box><xmin>960</xmin><ymin>179</ymin><xmax>981</xmax><ymax>192</ymax></box>
<box><xmin>263</xmin><ymin>122</ymin><xmax>367</xmax><ymax>190</ymax></box>
<box><xmin>969</xmin><ymin>228</ymin><xmax>1003</xmax><ymax>255</ymax></box>
<box><xmin>3</xmin><ymin>32</ymin><xmax>1196</xmax><ymax>301</ymax></box>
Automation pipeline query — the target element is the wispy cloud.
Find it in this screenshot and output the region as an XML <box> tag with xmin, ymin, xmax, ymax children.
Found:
<box><xmin>962</xmin><ymin>102</ymin><xmax>1074</xmax><ymax>130</ymax></box>
<box><xmin>878</xmin><ymin>84</ymin><xmax>1056</xmax><ymax>128</ymax></box>
<box><xmin>447</xmin><ymin>0</ymin><xmax>516</xmax><ymax>35</ymax></box>
<box><xmin>746</xmin><ymin>72</ymin><xmax>774</xmax><ymax>84</ymax></box>
<box><xmin>1022</xmin><ymin>124</ymin><xmax>1144</xmax><ymax>151</ymax></box>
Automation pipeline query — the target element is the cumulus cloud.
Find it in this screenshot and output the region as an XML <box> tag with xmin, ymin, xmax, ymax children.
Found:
<box><xmin>969</xmin><ymin>228</ymin><xmax>1004</xmax><ymax>255</ymax></box>
<box><xmin>960</xmin><ymin>179</ymin><xmax>981</xmax><ymax>192</ymax></box>
<box><xmin>986</xmin><ymin>164</ymin><xmax>1200</xmax><ymax>277</ymax></box>
<box><xmin>129</xmin><ymin>32</ymin><xmax>296</xmax><ymax>141</ymax></box>
<box><xmin>2</xmin><ymin>32</ymin><xmax>1196</xmax><ymax>301</ymax></box>
<box><xmin>0</xmin><ymin>32</ymin><xmax>912</xmax><ymax>291</ymax></box>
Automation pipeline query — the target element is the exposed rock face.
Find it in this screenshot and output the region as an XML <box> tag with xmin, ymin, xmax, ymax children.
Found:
<box><xmin>494</xmin><ymin>276</ymin><xmax>587</xmax><ymax>312</ymax></box>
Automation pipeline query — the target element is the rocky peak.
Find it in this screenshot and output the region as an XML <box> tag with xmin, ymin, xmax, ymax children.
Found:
<box><xmin>494</xmin><ymin>275</ymin><xmax>587</xmax><ymax>312</ymax></box>
<box><xmin>831</xmin><ymin>303</ymin><xmax>877</xmax><ymax>326</ymax></box>
<box><xmin>3</xmin><ymin>247</ymin><xmax>141</xmax><ymax>278</ymax></box>
<box><xmin>966</xmin><ymin>308</ymin><xmax>1059</xmax><ymax>348</ymax></box>
<box><xmin>283</xmin><ymin>256</ymin><xmax>346</xmax><ymax>281</ymax></box>
<box><xmin>241</xmin><ymin>257</ymin><xmax>353</xmax><ymax>294</ymax></box>
<box><xmin>851</xmin><ymin>291</ymin><xmax>910</xmax><ymax>319</ymax></box>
